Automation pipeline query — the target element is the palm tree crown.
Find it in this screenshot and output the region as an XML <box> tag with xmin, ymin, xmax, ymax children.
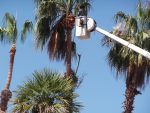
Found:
<box><xmin>102</xmin><ymin>1</ymin><xmax>150</xmax><ymax>113</ymax></box>
<box><xmin>12</xmin><ymin>69</ymin><xmax>82</xmax><ymax>113</ymax></box>
<box><xmin>34</xmin><ymin>0</ymin><xmax>91</xmax><ymax>62</ymax></box>
<box><xmin>103</xmin><ymin>0</ymin><xmax>150</xmax><ymax>89</ymax></box>
<box><xmin>2</xmin><ymin>13</ymin><xmax>18</xmax><ymax>44</ymax></box>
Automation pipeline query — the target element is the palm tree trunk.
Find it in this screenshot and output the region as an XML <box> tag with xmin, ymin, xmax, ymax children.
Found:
<box><xmin>5</xmin><ymin>44</ymin><xmax>16</xmax><ymax>89</ymax></box>
<box><xmin>0</xmin><ymin>44</ymin><xmax>16</xmax><ymax>112</ymax></box>
<box><xmin>123</xmin><ymin>83</ymin><xmax>141</xmax><ymax>113</ymax></box>
<box><xmin>65</xmin><ymin>14</ymin><xmax>75</xmax><ymax>113</ymax></box>
<box><xmin>65</xmin><ymin>14</ymin><xmax>75</xmax><ymax>77</ymax></box>
<box><xmin>66</xmin><ymin>28</ymin><xmax>72</xmax><ymax>77</ymax></box>
<box><xmin>66</xmin><ymin>26</ymin><xmax>74</xmax><ymax>113</ymax></box>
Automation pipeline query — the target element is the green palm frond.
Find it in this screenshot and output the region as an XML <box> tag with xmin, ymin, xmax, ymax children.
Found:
<box><xmin>36</xmin><ymin>1</ymin><xmax>58</xmax><ymax>19</ymax></box>
<box><xmin>0</xmin><ymin>27</ymin><xmax>6</xmax><ymax>42</ymax></box>
<box><xmin>21</xmin><ymin>20</ymin><xmax>33</xmax><ymax>43</ymax></box>
<box><xmin>144</xmin><ymin>3</ymin><xmax>150</xmax><ymax>29</ymax></box>
<box><xmin>137</xmin><ymin>0</ymin><xmax>142</xmax><ymax>18</ymax></box>
<box><xmin>35</xmin><ymin>0</ymin><xmax>62</xmax><ymax>49</ymax></box>
<box><xmin>142</xmin><ymin>33</ymin><xmax>150</xmax><ymax>50</ymax></box>
<box><xmin>126</xmin><ymin>16</ymin><xmax>138</xmax><ymax>34</ymax></box>
<box><xmin>136</xmin><ymin>0</ymin><xmax>150</xmax><ymax>30</ymax></box>
<box><xmin>66</xmin><ymin>0</ymin><xmax>71</xmax><ymax>14</ymax></box>
<box><xmin>3</xmin><ymin>12</ymin><xmax>18</xmax><ymax>43</ymax></box>
<box><xmin>35</xmin><ymin>16</ymin><xmax>51</xmax><ymax>49</ymax></box>
<box><xmin>74</xmin><ymin>0</ymin><xmax>91</xmax><ymax>16</ymax></box>
<box><xmin>12</xmin><ymin>69</ymin><xmax>82</xmax><ymax>113</ymax></box>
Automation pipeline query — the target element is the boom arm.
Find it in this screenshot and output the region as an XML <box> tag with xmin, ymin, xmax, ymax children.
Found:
<box><xmin>95</xmin><ymin>27</ymin><xmax>150</xmax><ymax>59</ymax></box>
<box><xmin>75</xmin><ymin>16</ymin><xmax>150</xmax><ymax>59</ymax></box>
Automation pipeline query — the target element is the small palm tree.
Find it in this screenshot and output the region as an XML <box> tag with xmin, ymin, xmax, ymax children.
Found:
<box><xmin>102</xmin><ymin>1</ymin><xmax>150</xmax><ymax>113</ymax></box>
<box><xmin>0</xmin><ymin>13</ymin><xmax>33</xmax><ymax>112</ymax></box>
<box><xmin>33</xmin><ymin>0</ymin><xmax>91</xmax><ymax>77</ymax></box>
<box><xmin>12</xmin><ymin>69</ymin><xmax>82</xmax><ymax>113</ymax></box>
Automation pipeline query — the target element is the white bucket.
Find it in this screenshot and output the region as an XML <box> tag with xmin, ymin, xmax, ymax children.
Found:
<box><xmin>75</xmin><ymin>16</ymin><xmax>90</xmax><ymax>39</ymax></box>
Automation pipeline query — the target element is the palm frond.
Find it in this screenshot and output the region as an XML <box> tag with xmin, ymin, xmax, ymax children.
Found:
<box><xmin>66</xmin><ymin>0</ymin><xmax>71</xmax><ymax>14</ymax></box>
<box><xmin>35</xmin><ymin>1</ymin><xmax>61</xmax><ymax>50</ymax></box>
<box><xmin>114</xmin><ymin>11</ymin><xmax>127</xmax><ymax>23</ymax></box>
<box><xmin>35</xmin><ymin>16</ymin><xmax>51</xmax><ymax>49</ymax></box>
<box><xmin>36</xmin><ymin>1</ymin><xmax>58</xmax><ymax>19</ymax></box>
<box><xmin>74</xmin><ymin>0</ymin><xmax>91</xmax><ymax>16</ymax></box>
<box><xmin>137</xmin><ymin>0</ymin><xmax>143</xmax><ymax>20</ymax></box>
<box><xmin>125</xmin><ymin>16</ymin><xmax>138</xmax><ymax>34</ymax></box>
<box><xmin>3</xmin><ymin>12</ymin><xmax>18</xmax><ymax>43</ymax></box>
<box><xmin>0</xmin><ymin>27</ymin><xmax>6</xmax><ymax>42</ymax></box>
<box><xmin>21</xmin><ymin>20</ymin><xmax>33</xmax><ymax>43</ymax></box>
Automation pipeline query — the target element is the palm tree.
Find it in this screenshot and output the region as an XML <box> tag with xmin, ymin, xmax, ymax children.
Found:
<box><xmin>33</xmin><ymin>0</ymin><xmax>91</xmax><ymax>77</ymax></box>
<box><xmin>102</xmin><ymin>1</ymin><xmax>150</xmax><ymax>113</ymax></box>
<box><xmin>0</xmin><ymin>13</ymin><xmax>33</xmax><ymax>112</ymax></box>
<box><xmin>33</xmin><ymin>1</ymin><xmax>90</xmax><ymax>112</ymax></box>
<box><xmin>12</xmin><ymin>69</ymin><xmax>82</xmax><ymax>113</ymax></box>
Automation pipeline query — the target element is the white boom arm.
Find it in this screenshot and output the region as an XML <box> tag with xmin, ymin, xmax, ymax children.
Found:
<box><xmin>95</xmin><ymin>27</ymin><xmax>150</xmax><ymax>59</ymax></box>
<box><xmin>75</xmin><ymin>16</ymin><xmax>150</xmax><ymax>59</ymax></box>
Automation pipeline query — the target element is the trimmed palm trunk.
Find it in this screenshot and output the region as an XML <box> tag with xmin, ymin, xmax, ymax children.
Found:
<box><xmin>66</xmin><ymin>28</ymin><xmax>72</xmax><ymax>77</ymax></box>
<box><xmin>5</xmin><ymin>44</ymin><xmax>16</xmax><ymax>90</ymax></box>
<box><xmin>65</xmin><ymin>14</ymin><xmax>75</xmax><ymax>77</ymax></box>
<box><xmin>123</xmin><ymin>65</ymin><xmax>143</xmax><ymax>113</ymax></box>
<box><xmin>123</xmin><ymin>82</ymin><xmax>141</xmax><ymax>113</ymax></box>
<box><xmin>65</xmin><ymin>14</ymin><xmax>75</xmax><ymax>113</ymax></box>
<box><xmin>123</xmin><ymin>83</ymin><xmax>136</xmax><ymax>113</ymax></box>
<box><xmin>0</xmin><ymin>44</ymin><xmax>16</xmax><ymax>112</ymax></box>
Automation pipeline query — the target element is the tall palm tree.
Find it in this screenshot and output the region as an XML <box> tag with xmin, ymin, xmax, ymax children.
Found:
<box><xmin>102</xmin><ymin>1</ymin><xmax>150</xmax><ymax>113</ymax></box>
<box><xmin>12</xmin><ymin>69</ymin><xmax>82</xmax><ymax>113</ymax></box>
<box><xmin>0</xmin><ymin>13</ymin><xmax>33</xmax><ymax>112</ymax></box>
<box><xmin>33</xmin><ymin>0</ymin><xmax>91</xmax><ymax>77</ymax></box>
<box><xmin>33</xmin><ymin>1</ymin><xmax>90</xmax><ymax>113</ymax></box>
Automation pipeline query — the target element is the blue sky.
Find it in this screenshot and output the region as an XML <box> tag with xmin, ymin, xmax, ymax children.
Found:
<box><xmin>0</xmin><ymin>0</ymin><xmax>150</xmax><ymax>113</ymax></box>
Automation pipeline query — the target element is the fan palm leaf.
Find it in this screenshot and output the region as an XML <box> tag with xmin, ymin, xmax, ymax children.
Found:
<box><xmin>21</xmin><ymin>20</ymin><xmax>33</xmax><ymax>43</ymax></box>
<box><xmin>12</xmin><ymin>69</ymin><xmax>82</xmax><ymax>113</ymax></box>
